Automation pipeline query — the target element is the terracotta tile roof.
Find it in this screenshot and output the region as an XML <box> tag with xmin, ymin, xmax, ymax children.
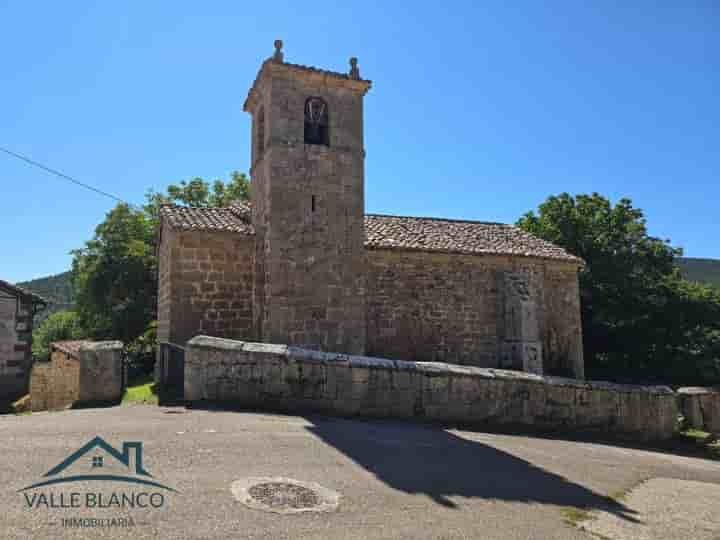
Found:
<box><xmin>281</xmin><ymin>60</ymin><xmax>371</xmax><ymax>83</ymax></box>
<box><xmin>159</xmin><ymin>203</ymin><xmax>582</xmax><ymax>264</ymax></box>
<box><xmin>159</xmin><ymin>204</ymin><xmax>254</xmax><ymax>234</ymax></box>
<box><xmin>0</xmin><ymin>279</ymin><xmax>47</xmax><ymax>304</ymax></box>
<box><xmin>52</xmin><ymin>340</ymin><xmax>91</xmax><ymax>357</ymax></box>
<box><xmin>364</xmin><ymin>214</ymin><xmax>583</xmax><ymax>264</ymax></box>
<box><xmin>228</xmin><ymin>200</ymin><xmax>252</xmax><ymax>220</ymax></box>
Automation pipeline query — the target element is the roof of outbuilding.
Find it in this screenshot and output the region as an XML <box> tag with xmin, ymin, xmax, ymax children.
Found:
<box><xmin>51</xmin><ymin>340</ymin><xmax>91</xmax><ymax>357</ymax></box>
<box><xmin>159</xmin><ymin>203</ymin><xmax>582</xmax><ymax>264</ymax></box>
<box><xmin>0</xmin><ymin>279</ymin><xmax>47</xmax><ymax>304</ymax></box>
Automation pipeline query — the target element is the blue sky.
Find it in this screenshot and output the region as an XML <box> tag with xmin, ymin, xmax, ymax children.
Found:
<box><xmin>2</xmin><ymin>1</ymin><xmax>718</xmax><ymax>283</ymax></box>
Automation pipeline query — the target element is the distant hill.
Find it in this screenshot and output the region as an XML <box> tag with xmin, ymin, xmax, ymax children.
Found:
<box><xmin>15</xmin><ymin>271</ymin><xmax>74</xmax><ymax>322</ymax></box>
<box><xmin>677</xmin><ymin>258</ymin><xmax>720</xmax><ymax>288</ymax></box>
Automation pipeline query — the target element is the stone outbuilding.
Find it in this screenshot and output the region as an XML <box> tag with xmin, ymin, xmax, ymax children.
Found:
<box><xmin>0</xmin><ymin>279</ymin><xmax>46</xmax><ymax>400</ymax></box>
<box><xmin>157</xmin><ymin>41</ymin><xmax>585</xmax><ymax>378</ymax></box>
<box><xmin>29</xmin><ymin>340</ymin><xmax>124</xmax><ymax>411</ymax></box>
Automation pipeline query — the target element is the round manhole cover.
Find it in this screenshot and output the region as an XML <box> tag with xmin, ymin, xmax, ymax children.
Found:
<box><xmin>231</xmin><ymin>477</ymin><xmax>341</xmax><ymax>514</ymax></box>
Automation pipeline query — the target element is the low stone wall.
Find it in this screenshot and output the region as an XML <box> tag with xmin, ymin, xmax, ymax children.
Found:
<box><xmin>30</xmin><ymin>348</ymin><xmax>80</xmax><ymax>411</ymax></box>
<box><xmin>30</xmin><ymin>341</ymin><xmax>123</xmax><ymax>411</ymax></box>
<box><xmin>185</xmin><ymin>336</ymin><xmax>677</xmax><ymax>441</ymax></box>
<box><xmin>677</xmin><ymin>387</ymin><xmax>720</xmax><ymax>434</ymax></box>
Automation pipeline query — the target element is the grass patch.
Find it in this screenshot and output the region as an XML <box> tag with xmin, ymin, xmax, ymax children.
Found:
<box><xmin>677</xmin><ymin>428</ymin><xmax>720</xmax><ymax>460</ymax></box>
<box><xmin>682</xmin><ymin>428</ymin><xmax>714</xmax><ymax>441</ymax></box>
<box><xmin>561</xmin><ymin>484</ymin><xmax>634</xmax><ymax>530</ymax></box>
<box><xmin>561</xmin><ymin>506</ymin><xmax>591</xmax><ymax>526</ymax></box>
<box><xmin>122</xmin><ymin>374</ymin><xmax>159</xmax><ymax>405</ymax></box>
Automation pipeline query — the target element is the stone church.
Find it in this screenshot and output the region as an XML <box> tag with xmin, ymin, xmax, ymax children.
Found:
<box><xmin>157</xmin><ymin>41</ymin><xmax>585</xmax><ymax>378</ymax></box>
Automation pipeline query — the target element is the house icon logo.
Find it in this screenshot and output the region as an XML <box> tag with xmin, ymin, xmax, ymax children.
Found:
<box><xmin>19</xmin><ymin>436</ymin><xmax>176</xmax><ymax>493</ymax></box>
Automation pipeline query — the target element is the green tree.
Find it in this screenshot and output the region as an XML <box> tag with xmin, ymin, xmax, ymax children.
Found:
<box><xmin>145</xmin><ymin>171</ymin><xmax>250</xmax><ymax>219</ymax></box>
<box><xmin>518</xmin><ymin>192</ymin><xmax>720</xmax><ymax>384</ymax></box>
<box><xmin>32</xmin><ymin>310</ymin><xmax>83</xmax><ymax>360</ymax></box>
<box><xmin>71</xmin><ymin>203</ymin><xmax>156</xmax><ymax>344</ymax></box>
<box><xmin>71</xmin><ymin>171</ymin><xmax>249</xmax><ymax>348</ymax></box>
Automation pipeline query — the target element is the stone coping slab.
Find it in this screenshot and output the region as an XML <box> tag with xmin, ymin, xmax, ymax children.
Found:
<box><xmin>677</xmin><ymin>386</ymin><xmax>720</xmax><ymax>396</ymax></box>
<box><xmin>186</xmin><ymin>335</ymin><xmax>673</xmax><ymax>395</ymax></box>
<box><xmin>50</xmin><ymin>340</ymin><xmax>123</xmax><ymax>359</ymax></box>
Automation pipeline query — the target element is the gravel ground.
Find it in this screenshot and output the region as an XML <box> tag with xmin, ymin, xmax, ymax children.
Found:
<box><xmin>1</xmin><ymin>405</ymin><xmax>720</xmax><ymax>539</ymax></box>
<box><xmin>581</xmin><ymin>478</ymin><xmax>720</xmax><ymax>540</ymax></box>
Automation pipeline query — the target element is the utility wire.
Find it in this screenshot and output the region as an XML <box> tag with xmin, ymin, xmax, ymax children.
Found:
<box><xmin>1</xmin><ymin>146</ymin><xmax>139</xmax><ymax>208</ymax></box>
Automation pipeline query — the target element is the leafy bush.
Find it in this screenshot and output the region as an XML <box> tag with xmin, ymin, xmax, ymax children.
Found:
<box><xmin>32</xmin><ymin>310</ymin><xmax>84</xmax><ymax>360</ymax></box>
<box><xmin>125</xmin><ymin>321</ymin><xmax>157</xmax><ymax>379</ymax></box>
<box><xmin>519</xmin><ymin>193</ymin><xmax>720</xmax><ymax>385</ymax></box>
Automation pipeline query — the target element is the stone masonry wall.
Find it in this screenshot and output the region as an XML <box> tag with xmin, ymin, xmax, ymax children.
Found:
<box><xmin>29</xmin><ymin>341</ymin><xmax>123</xmax><ymax>410</ymax></box>
<box><xmin>29</xmin><ymin>349</ymin><xmax>80</xmax><ymax>411</ymax></box>
<box><xmin>248</xmin><ymin>61</ymin><xmax>367</xmax><ymax>355</ymax></box>
<box><xmin>157</xmin><ymin>227</ymin><xmax>255</xmax><ymax>348</ymax></box>
<box><xmin>185</xmin><ymin>336</ymin><xmax>677</xmax><ymax>441</ymax></box>
<box><xmin>0</xmin><ymin>295</ymin><xmax>33</xmax><ymax>400</ymax></box>
<box><xmin>77</xmin><ymin>341</ymin><xmax>124</xmax><ymax>403</ymax></box>
<box><xmin>366</xmin><ymin>250</ymin><xmax>583</xmax><ymax>377</ymax></box>
<box><xmin>540</xmin><ymin>264</ymin><xmax>584</xmax><ymax>378</ymax></box>
<box><xmin>677</xmin><ymin>387</ymin><xmax>720</xmax><ymax>434</ymax></box>
<box><xmin>159</xmin><ymin>227</ymin><xmax>583</xmax><ymax>379</ymax></box>
<box><xmin>366</xmin><ymin>250</ymin><xmax>500</xmax><ymax>367</ymax></box>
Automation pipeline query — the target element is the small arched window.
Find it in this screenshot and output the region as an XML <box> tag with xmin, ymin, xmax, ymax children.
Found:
<box><xmin>304</xmin><ymin>97</ymin><xmax>329</xmax><ymax>146</ymax></box>
<box><xmin>256</xmin><ymin>106</ymin><xmax>265</xmax><ymax>157</ymax></box>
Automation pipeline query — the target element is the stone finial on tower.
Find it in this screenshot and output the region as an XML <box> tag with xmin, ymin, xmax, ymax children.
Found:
<box><xmin>272</xmin><ymin>39</ymin><xmax>284</xmax><ymax>63</ymax></box>
<box><xmin>349</xmin><ymin>57</ymin><xmax>360</xmax><ymax>80</ymax></box>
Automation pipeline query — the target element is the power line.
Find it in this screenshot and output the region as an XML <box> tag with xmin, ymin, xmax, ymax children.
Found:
<box><xmin>0</xmin><ymin>146</ymin><xmax>139</xmax><ymax>208</ymax></box>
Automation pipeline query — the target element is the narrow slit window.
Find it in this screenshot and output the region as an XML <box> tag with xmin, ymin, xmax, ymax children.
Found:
<box><xmin>311</xmin><ymin>195</ymin><xmax>316</xmax><ymax>212</ymax></box>
<box><xmin>304</xmin><ymin>97</ymin><xmax>329</xmax><ymax>146</ymax></box>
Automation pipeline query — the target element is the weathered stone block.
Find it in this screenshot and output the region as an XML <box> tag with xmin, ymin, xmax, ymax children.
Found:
<box><xmin>678</xmin><ymin>387</ymin><xmax>720</xmax><ymax>434</ymax></box>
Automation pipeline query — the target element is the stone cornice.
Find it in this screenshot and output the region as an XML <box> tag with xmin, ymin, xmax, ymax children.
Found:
<box><xmin>243</xmin><ymin>59</ymin><xmax>372</xmax><ymax>113</ymax></box>
<box><xmin>364</xmin><ymin>246</ymin><xmax>585</xmax><ymax>269</ymax></box>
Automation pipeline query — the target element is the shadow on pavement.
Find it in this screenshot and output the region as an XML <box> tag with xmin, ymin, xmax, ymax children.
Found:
<box><xmin>304</xmin><ymin>415</ymin><xmax>639</xmax><ymax>521</ymax></box>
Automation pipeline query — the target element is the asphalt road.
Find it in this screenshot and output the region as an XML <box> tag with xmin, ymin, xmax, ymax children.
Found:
<box><xmin>1</xmin><ymin>405</ymin><xmax>719</xmax><ymax>540</ymax></box>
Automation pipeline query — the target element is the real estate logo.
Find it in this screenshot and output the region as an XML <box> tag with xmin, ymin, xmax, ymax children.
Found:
<box><xmin>18</xmin><ymin>436</ymin><xmax>177</xmax><ymax>529</ymax></box>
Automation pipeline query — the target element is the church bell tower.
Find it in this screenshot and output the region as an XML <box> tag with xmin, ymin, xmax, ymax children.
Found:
<box><xmin>243</xmin><ymin>40</ymin><xmax>371</xmax><ymax>354</ymax></box>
